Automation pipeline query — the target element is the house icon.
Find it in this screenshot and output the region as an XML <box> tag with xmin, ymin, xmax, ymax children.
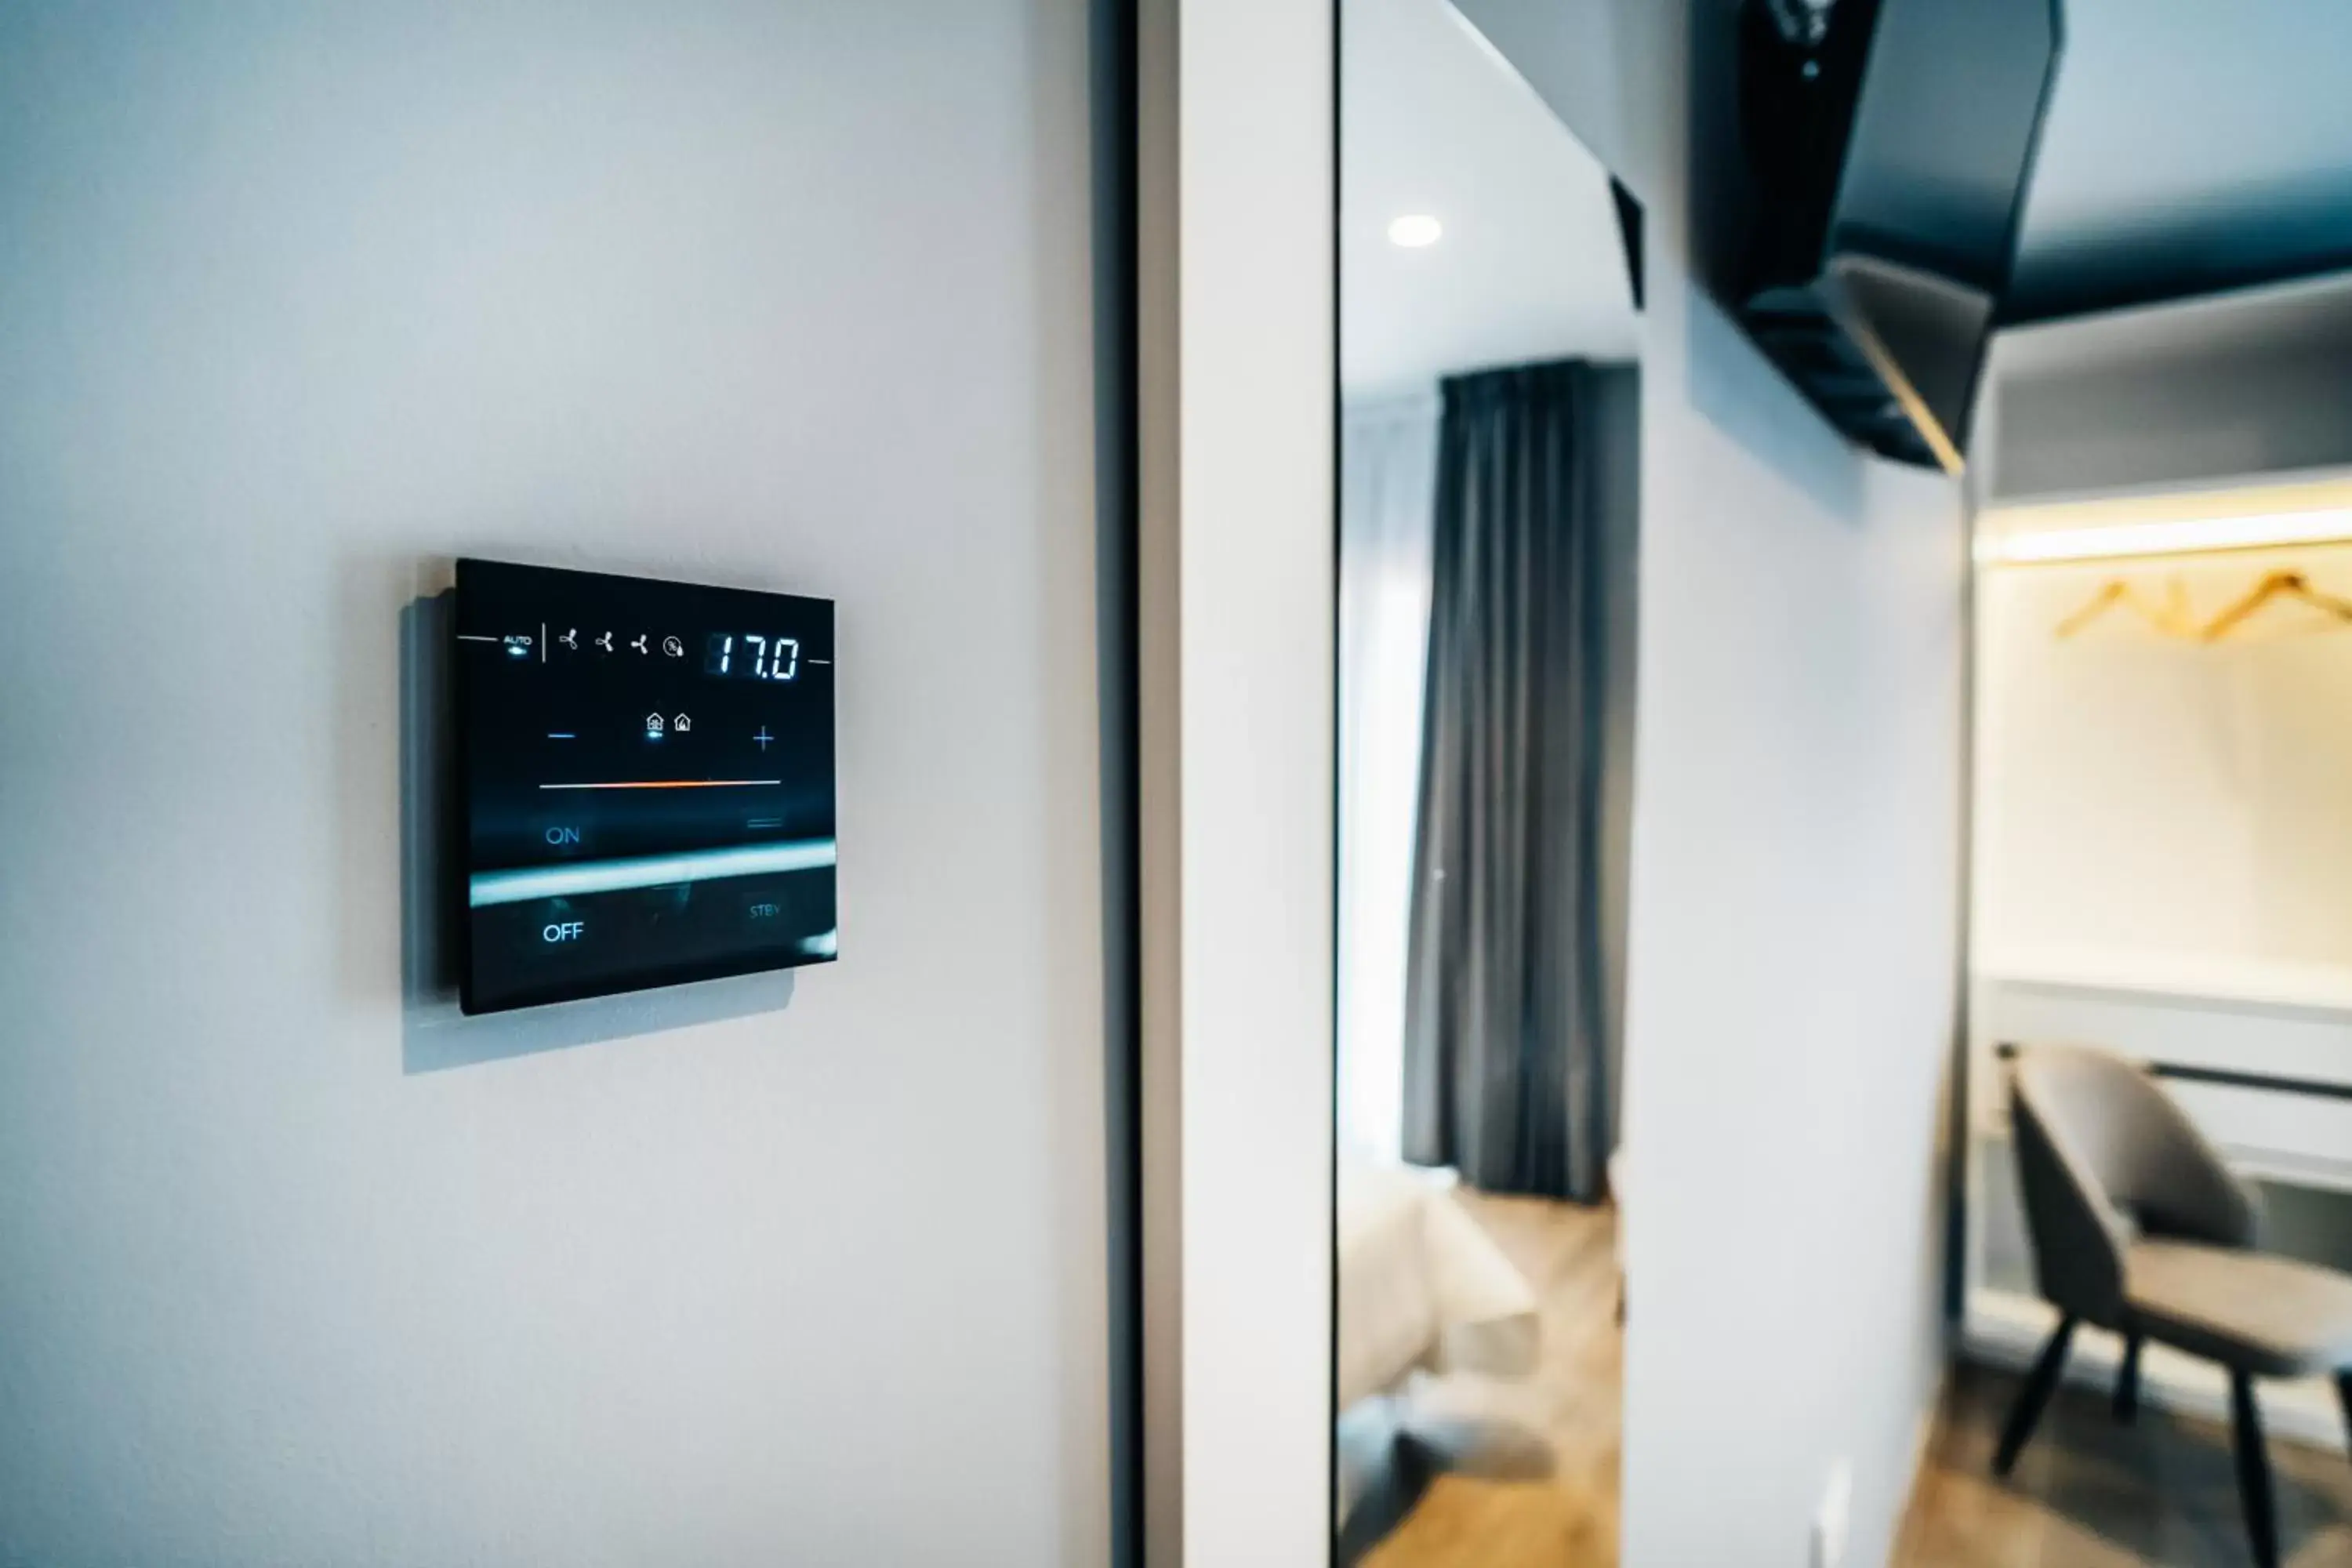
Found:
<box><xmin>644</xmin><ymin>713</ymin><xmax>664</xmax><ymax>734</ymax></box>
<box><xmin>673</xmin><ymin>713</ymin><xmax>691</xmax><ymax>732</ymax></box>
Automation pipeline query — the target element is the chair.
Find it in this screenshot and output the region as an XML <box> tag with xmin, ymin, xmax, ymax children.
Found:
<box><xmin>1999</xmin><ymin>1044</ymin><xmax>2352</xmax><ymax>1567</ymax></box>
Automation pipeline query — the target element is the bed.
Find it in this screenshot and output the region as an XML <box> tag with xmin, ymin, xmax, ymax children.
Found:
<box><xmin>1336</xmin><ymin>1159</ymin><xmax>1541</xmax><ymax>1412</ymax></box>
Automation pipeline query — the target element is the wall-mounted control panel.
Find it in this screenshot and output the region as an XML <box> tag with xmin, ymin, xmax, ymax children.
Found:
<box><xmin>455</xmin><ymin>559</ymin><xmax>837</xmax><ymax>1013</ymax></box>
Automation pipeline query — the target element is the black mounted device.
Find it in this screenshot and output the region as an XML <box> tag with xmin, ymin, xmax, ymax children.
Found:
<box><xmin>1731</xmin><ymin>0</ymin><xmax>2063</xmax><ymax>471</ymax></box>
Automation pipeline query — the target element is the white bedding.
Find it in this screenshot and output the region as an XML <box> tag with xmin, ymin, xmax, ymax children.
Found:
<box><xmin>1336</xmin><ymin>1160</ymin><xmax>1540</xmax><ymax>1412</ymax></box>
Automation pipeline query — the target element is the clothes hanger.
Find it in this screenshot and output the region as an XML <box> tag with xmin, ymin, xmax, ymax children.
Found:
<box><xmin>2055</xmin><ymin>575</ymin><xmax>2197</xmax><ymax>640</ymax></box>
<box><xmin>2199</xmin><ymin>569</ymin><xmax>2352</xmax><ymax>642</ymax></box>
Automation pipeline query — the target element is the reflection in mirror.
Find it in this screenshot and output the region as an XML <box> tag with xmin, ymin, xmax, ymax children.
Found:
<box><xmin>1334</xmin><ymin>0</ymin><xmax>1640</xmax><ymax>1563</ymax></box>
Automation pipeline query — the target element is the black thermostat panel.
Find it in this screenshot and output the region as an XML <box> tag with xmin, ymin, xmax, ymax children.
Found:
<box><xmin>454</xmin><ymin>558</ymin><xmax>837</xmax><ymax>1014</ymax></box>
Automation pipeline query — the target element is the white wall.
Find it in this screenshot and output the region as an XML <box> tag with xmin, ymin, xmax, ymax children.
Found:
<box><xmin>1453</xmin><ymin>2</ymin><xmax>1969</xmax><ymax>1564</ymax></box>
<box><xmin>1620</xmin><ymin>405</ymin><xmax>1960</xmax><ymax>1568</ymax></box>
<box><xmin>1439</xmin><ymin>0</ymin><xmax>1630</xmax><ymax>185</ymax></box>
<box><xmin>0</xmin><ymin>5</ymin><xmax>1114</xmax><ymax>1564</ymax></box>
<box><xmin>1976</xmin><ymin>543</ymin><xmax>2352</xmax><ymax>976</ymax></box>
<box><xmin>1617</xmin><ymin>20</ymin><xmax>1964</xmax><ymax>1568</ymax></box>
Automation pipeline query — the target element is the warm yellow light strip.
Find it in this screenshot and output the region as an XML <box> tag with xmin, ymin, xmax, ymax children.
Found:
<box><xmin>1976</xmin><ymin>508</ymin><xmax>2352</xmax><ymax>565</ymax></box>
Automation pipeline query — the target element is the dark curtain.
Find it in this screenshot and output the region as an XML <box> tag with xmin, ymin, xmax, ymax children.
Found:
<box><xmin>1401</xmin><ymin>359</ymin><xmax>1622</xmax><ymax>1202</ymax></box>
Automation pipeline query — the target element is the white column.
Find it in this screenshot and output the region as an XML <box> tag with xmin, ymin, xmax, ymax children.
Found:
<box><xmin>1138</xmin><ymin>0</ymin><xmax>1337</xmax><ymax>1561</ymax></box>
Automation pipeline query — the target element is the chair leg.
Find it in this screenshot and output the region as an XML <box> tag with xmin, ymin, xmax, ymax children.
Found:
<box><xmin>2337</xmin><ymin>1370</ymin><xmax>2351</xmax><ymax>1469</ymax></box>
<box><xmin>1994</xmin><ymin>1316</ymin><xmax>2077</xmax><ymax>1477</ymax></box>
<box><xmin>2229</xmin><ymin>1370</ymin><xmax>2280</xmax><ymax>1568</ymax></box>
<box><xmin>2113</xmin><ymin>1334</ymin><xmax>2143</xmax><ymax>1425</ymax></box>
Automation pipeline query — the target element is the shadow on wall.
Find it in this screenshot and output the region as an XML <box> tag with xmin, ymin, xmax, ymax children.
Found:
<box><xmin>1682</xmin><ymin>280</ymin><xmax>1866</xmax><ymax>523</ymax></box>
<box><xmin>395</xmin><ymin>586</ymin><xmax>795</xmax><ymax>1075</ymax></box>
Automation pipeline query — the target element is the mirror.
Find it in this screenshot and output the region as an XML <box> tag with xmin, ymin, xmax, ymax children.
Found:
<box><xmin>1334</xmin><ymin>0</ymin><xmax>1642</xmax><ymax>1562</ymax></box>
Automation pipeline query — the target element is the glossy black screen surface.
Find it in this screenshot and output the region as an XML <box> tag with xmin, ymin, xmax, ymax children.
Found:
<box><xmin>455</xmin><ymin>559</ymin><xmax>837</xmax><ymax>1013</ymax></box>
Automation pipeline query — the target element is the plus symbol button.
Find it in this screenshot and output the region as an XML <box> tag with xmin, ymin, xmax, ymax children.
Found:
<box><xmin>753</xmin><ymin>726</ymin><xmax>775</xmax><ymax>752</ymax></box>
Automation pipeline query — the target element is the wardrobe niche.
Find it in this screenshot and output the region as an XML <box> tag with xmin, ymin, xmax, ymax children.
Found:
<box><xmin>1963</xmin><ymin>273</ymin><xmax>2352</xmax><ymax>1453</ymax></box>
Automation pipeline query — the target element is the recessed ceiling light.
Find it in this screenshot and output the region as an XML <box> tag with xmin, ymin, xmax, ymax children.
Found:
<box><xmin>1387</xmin><ymin>214</ymin><xmax>1443</xmax><ymax>249</ymax></box>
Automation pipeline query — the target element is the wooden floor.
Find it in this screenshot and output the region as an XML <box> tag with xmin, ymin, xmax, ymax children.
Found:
<box><xmin>1896</xmin><ymin>1361</ymin><xmax>2352</xmax><ymax>1567</ymax></box>
<box><xmin>1353</xmin><ymin>1189</ymin><xmax>1622</xmax><ymax>1568</ymax></box>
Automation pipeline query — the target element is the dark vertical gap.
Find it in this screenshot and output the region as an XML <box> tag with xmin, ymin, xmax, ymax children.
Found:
<box><xmin>1327</xmin><ymin>0</ymin><xmax>1346</xmax><ymax>1553</ymax></box>
<box><xmin>1610</xmin><ymin>178</ymin><xmax>1646</xmax><ymax>312</ymax></box>
<box><xmin>1090</xmin><ymin>0</ymin><xmax>1142</xmax><ymax>1561</ymax></box>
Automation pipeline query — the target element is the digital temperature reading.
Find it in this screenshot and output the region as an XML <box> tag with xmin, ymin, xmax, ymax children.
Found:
<box><xmin>705</xmin><ymin>633</ymin><xmax>800</xmax><ymax>681</ymax></box>
<box><xmin>455</xmin><ymin>559</ymin><xmax>838</xmax><ymax>1014</ymax></box>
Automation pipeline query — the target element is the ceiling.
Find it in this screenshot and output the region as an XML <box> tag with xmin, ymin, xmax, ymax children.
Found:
<box><xmin>1341</xmin><ymin>0</ymin><xmax>1636</xmax><ymax>396</ymax></box>
<box><xmin>2009</xmin><ymin>0</ymin><xmax>2352</xmax><ymax>321</ymax></box>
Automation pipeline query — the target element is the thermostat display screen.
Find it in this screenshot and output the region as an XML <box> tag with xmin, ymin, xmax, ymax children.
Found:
<box><xmin>454</xmin><ymin>559</ymin><xmax>837</xmax><ymax>1013</ymax></box>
